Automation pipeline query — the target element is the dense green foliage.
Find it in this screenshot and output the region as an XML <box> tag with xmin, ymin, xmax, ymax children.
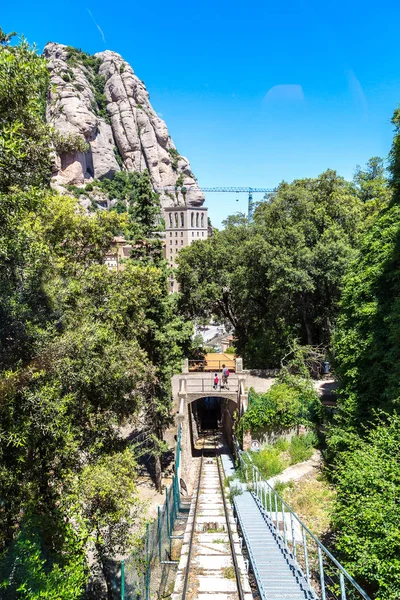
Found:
<box><xmin>237</xmin><ymin>375</ymin><xmax>320</xmax><ymax>437</ymax></box>
<box><xmin>245</xmin><ymin>433</ymin><xmax>316</xmax><ymax>479</ymax></box>
<box><xmin>331</xmin><ymin>416</ymin><xmax>400</xmax><ymax>599</ymax></box>
<box><xmin>327</xmin><ymin>114</ymin><xmax>400</xmax><ymax>598</ymax></box>
<box><xmin>331</xmin><ymin>126</ymin><xmax>400</xmax><ymax>431</ymax></box>
<box><xmin>53</xmin><ymin>130</ymin><xmax>90</xmax><ymax>154</ymax></box>
<box><xmin>0</xmin><ymin>33</ymin><xmax>190</xmax><ymax>598</ymax></box>
<box><xmin>0</xmin><ymin>37</ymin><xmax>52</xmax><ymax>191</ymax></box>
<box><xmin>177</xmin><ymin>168</ymin><xmax>389</xmax><ymax>367</ymax></box>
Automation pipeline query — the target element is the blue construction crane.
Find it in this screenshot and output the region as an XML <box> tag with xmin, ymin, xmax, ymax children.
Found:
<box><xmin>155</xmin><ymin>186</ymin><xmax>274</xmax><ymax>220</ymax></box>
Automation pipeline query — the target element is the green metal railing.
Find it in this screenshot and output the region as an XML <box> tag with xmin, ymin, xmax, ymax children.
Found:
<box><xmin>233</xmin><ymin>440</ymin><xmax>371</xmax><ymax>600</ymax></box>
<box><xmin>120</xmin><ymin>425</ymin><xmax>183</xmax><ymax>600</ymax></box>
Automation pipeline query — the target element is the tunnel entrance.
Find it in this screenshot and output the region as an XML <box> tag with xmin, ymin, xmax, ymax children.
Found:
<box><xmin>188</xmin><ymin>396</ymin><xmax>238</xmax><ymax>457</ymax></box>
<box><xmin>192</xmin><ymin>397</ymin><xmax>222</xmax><ymax>431</ymax></box>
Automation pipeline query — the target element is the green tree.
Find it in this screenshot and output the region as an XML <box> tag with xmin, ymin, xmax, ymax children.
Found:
<box><xmin>0</xmin><ymin>37</ymin><xmax>52</xmax><ymax>191</ymax></box>
<box><xmin>237</xmin><ymin>375</ymin><xmax>319</xmax><ymax>437</ymax></box>
<box><xmin>331</xmin><ymin>415</ymin><xmax>400</xmax><ymax>600</ymax></box>
<box><xmin>74</xmin><ymin>450</ymin><xmax>142</xmax><ymax>599</ymax></box>
<box><xmin>332</xmin><ymin>114</ymin><xmax>400</xmax><ymax>431</ymax></box>
<box><xmin>353</xmin><ymin>156</ymin><xmax>391</xmax><ymax>223</ymax></box>
<box><xmin>0</xmin><ymin>517</ymin><xmax>87</xmax><ymax>600</ymax></box>
<box><xmin>177</xmin><ymin>170</ymin><xmax>371</xmax><ymax>367</ymax></box>
<box><xmin>326</xmin><ymin>107</ymin><xmax>400</xmax><ymax>600</ymax></box>
<box><xmin>0</xmin><ymin>27</ymin><xmax>16</xmax><ymax>45</ymax></box>
<box><xmin>0</xmin><ymin>31</ymin><xmax>190</xmax><ymax>599</ymax></box>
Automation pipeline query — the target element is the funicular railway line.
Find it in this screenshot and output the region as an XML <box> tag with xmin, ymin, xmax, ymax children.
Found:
<box><xmin>173</xmin><ymin>431</ymin><xmax>251</xmax><ymax>600</ymax></box>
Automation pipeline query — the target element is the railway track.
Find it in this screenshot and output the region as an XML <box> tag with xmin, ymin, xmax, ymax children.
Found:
<box><xmin>172</xmin><ymin>431</ymin><xmax>251</xmax><ymax>600</ymax></box>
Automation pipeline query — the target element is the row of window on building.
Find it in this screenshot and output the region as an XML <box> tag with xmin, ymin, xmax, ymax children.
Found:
<box><xmin>169</xmin><ymin>212</ymin><xmax>206</xmax><ymax>228</ymax></box>
<box><xmin>169</xmin><ymin>232</ymin><xmax>204</xmax><ymax>244</ymax></box>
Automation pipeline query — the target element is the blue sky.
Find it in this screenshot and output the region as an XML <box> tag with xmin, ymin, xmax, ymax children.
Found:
<box><xmin>3</xmin><ymin>0</ymin><xmax>400</xmax><ymax>227</ymax></box>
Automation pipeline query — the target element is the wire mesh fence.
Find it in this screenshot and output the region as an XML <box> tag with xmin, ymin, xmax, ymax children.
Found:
<box><xmin>120</xmin><ymin>425</ymin><xmax>183</xmax><ymax>600</ymax></box>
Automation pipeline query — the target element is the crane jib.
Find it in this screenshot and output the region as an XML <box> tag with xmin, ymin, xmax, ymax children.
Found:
<box><xmin>154</xmin><ymin>186</ymin><xmax>274</xmax><ymax>193</ymax></box>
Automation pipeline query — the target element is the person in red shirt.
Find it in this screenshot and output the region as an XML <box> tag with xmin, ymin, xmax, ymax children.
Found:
<box><xmin>213</xmin><ymin>373</ymin><xmax>219</xmax><ymax>390</ymax></box>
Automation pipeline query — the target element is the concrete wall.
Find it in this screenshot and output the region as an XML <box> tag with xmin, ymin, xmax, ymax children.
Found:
<box><xmin>247</xmin><ymin>424</ymin><xmax>308</xmax><ymax>447</ymax></box>
<box><xmin>221</xmin><ymin>399</ymin><xmax>237</xmax><ymax>454</ymax></box>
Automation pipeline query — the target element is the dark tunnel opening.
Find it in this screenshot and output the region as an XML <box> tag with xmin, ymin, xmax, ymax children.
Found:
<box><xmin>192</xmin><ymin>397</ymin><xmax>222</xmax><ymax>432</ymax></box>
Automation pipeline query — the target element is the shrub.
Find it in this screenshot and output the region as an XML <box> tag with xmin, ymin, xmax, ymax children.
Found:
<box><xmin>238</xmin><ymin>372</ymin><xmax>321</xmax><ymax>439</ymax></box>
<box><xmin>113</xmin><ymin>146</ymin><xmax>124</xmax><ymax>169</ymax></box>
<box><xmin>168</xmin><ymin>147</ymin><xmax>180</xmax><ymax>171</ymax></box>
<box><xmin>53</xmin><ymin>131</ymin><xmax>89</xmax><ymax>154</ymax></box>
<box><xmin>274</xmin><ymin>438</ymin><xmax>290</xmax><ymax>452</ymax></box>
<box><xmin>66</xmin><ymin>47</ymin><xmax>101</xmax><ymax>73</ymax></box>
<box><xmin>175</xmin><ymin>173</ymin><xmax>184</xmax><ymax>187</ymax></box>
<box><xmin>225</xmin><ymin>346</ymin><xmax>236</xmax><ymax>355</ymax></box>
<box><xmin>65</xmin><ymin>184</ymin><xmax>87</xmax><ymax>198</ymax></box>
<box><xmin>92</xmin><ymin>74</ymin><xmax>110</xmax><ymax>124</ymax></box>
<box><xmin>289</xmin><ymin>432</ymin><xmax>316</xmax><ymax>465</ymax></box>
<box><xmin>250</xmin><ymin>445</ymin><xmax>288</xmax><ymax>479</ymax></box>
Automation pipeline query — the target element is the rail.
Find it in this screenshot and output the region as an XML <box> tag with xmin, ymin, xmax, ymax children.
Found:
<box><xmin>186</xmin><ymin>377</ymin><xmax>239</xmax><ymax>393</ymax></box>
<box><xmin>215</xmin><ymin>437</ymin><xmax>245</xmax><ymax>600</ymax></box>
<box><xmin>182</xmin><ymin>437</ymin><xmax>205</xmax><ymax>599</ymax></box>
<box><xmin>181</xmin><ymin>432</ymin><xmax>245</xmax><ymax>600</ymax></box>
<box><xmin>235</xmin><ymin>447</ymin><xmax>371</xmax><ymax>600</ymax></box>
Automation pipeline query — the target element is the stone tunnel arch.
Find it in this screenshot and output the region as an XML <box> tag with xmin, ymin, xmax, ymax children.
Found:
<box><xmin>188</xmin><ymin>395</ymin><xmax>238</xmax><ymax>455</ymax></box>
<box><xmin>175</xmin><ymin>363</ymin><xmax>247</xmax><ymax>484</ymax></box>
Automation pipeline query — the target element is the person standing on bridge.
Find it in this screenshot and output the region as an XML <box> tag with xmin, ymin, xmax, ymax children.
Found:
<box><xmin>221</xmin><ymin>364</ymin><xmax>230</xmax><ymax>390</ymax></box>
<box><xmin>213</xmin><ymin>373</ymin><xmax>219</xmax><ymax>390</ymax></box>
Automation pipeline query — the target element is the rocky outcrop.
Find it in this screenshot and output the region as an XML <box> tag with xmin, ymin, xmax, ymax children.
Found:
<box><xmin>44</xmin><ymin>43</ymin><xmax>204</xmax><ymax>207</ymax></box>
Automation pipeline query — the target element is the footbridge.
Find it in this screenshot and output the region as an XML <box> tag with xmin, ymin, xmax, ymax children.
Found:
<box><xmin>176</xmin><ymin>358</ymin><xmax>248</xmax><ymax>482</ymax></box>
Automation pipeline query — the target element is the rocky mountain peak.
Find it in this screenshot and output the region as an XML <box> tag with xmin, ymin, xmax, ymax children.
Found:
<box><xmin>44</xmin><ymin>42</ymin><xmax>204</xmax><ymax>207</ymax></box>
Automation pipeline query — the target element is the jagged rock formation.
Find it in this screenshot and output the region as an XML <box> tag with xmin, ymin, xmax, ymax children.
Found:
<box><xmin>44</xmin><ymin>43</ymin><xmax>204</xmax><ymax>207</ymax></box>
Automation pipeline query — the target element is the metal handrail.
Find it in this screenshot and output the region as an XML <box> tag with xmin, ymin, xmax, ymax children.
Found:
<box><xmin>237</xmin><ymin>450</ymin><xmax>371</xmax><ymax>600</ymax></box>
<box><xmin>186</xmin><ymin>378</ymin><xmax>239</xmax><ymax>393</ymax></box>
<box><xmin>233</xmin><ymin>500</ymin><xmax>267</xmax><ymax>600</ymax></box>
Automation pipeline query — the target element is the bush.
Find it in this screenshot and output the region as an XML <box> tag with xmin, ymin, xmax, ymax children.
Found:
<box><xmin>237</xmin><ymin>376</ymin><xmax>320</xmax><ymax>437</ymax></box>
<box><xmin>92</xmin><ymin>74</ymin><xmax>110</xmax><ymax>123</ymax></box>
<box><xmin>225</xmin><ymin>346</ymin><xmax>236</xmax><ymax>354</ymax></box>
<box><xmin>274</xmin><ymin>438</ymin><xmax>290</xmax><ymax>452</ymax></box>
<box><xmin>66</xmin><ymin>47</ymin><xmax>101</xmax><ymax>73</ymax></box>
<box><xmin>289</xmin><ymin>432</ymin><xmax>316</xmax><ymax>464</ymax></box>
<box><xmin>249</xmin><ymin>444</ymin><xmax>288</xmax><ymax>479</ymax></box>
<box><xmin>168</xmin><ymin>147</ymin><xmax>180</xmax><ymax>170</ymax></box>
<box><xmin>65</xmin><ymin>184</ymin><xmax>87</xmax><ymax>198</ymax></box>
<box><xmin>53</xmin><ymin>131</ymin><xmax>89</xmax><ymax>154</ymax></box>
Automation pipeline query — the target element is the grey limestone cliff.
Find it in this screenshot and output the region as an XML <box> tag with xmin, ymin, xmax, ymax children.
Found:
<box><xmin>44</xmin><ymin>42</ymin><xmax>204</xmax><ymax>207</ymax></box>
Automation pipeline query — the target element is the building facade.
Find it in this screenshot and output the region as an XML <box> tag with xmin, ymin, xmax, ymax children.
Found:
<box><xmin>104</xmin><ymin>236</ymin><xmax>133</xmax><ymax>272</ymax></box>
<box><xmin>164</xmin><ymin>206</ymin><xmax>208</xmax><ymax>292</ymax></box>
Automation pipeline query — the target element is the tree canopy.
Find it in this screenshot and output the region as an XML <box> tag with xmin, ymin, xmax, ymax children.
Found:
<box><xmin>177</xmin><ymin>169</ymin><xmax>386</xmax><ymax>367</ymax></box>
<box><xmin>0</xmin><ymin>34</ymin><xmax>190</xmax><ymax>598</ymax></box>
